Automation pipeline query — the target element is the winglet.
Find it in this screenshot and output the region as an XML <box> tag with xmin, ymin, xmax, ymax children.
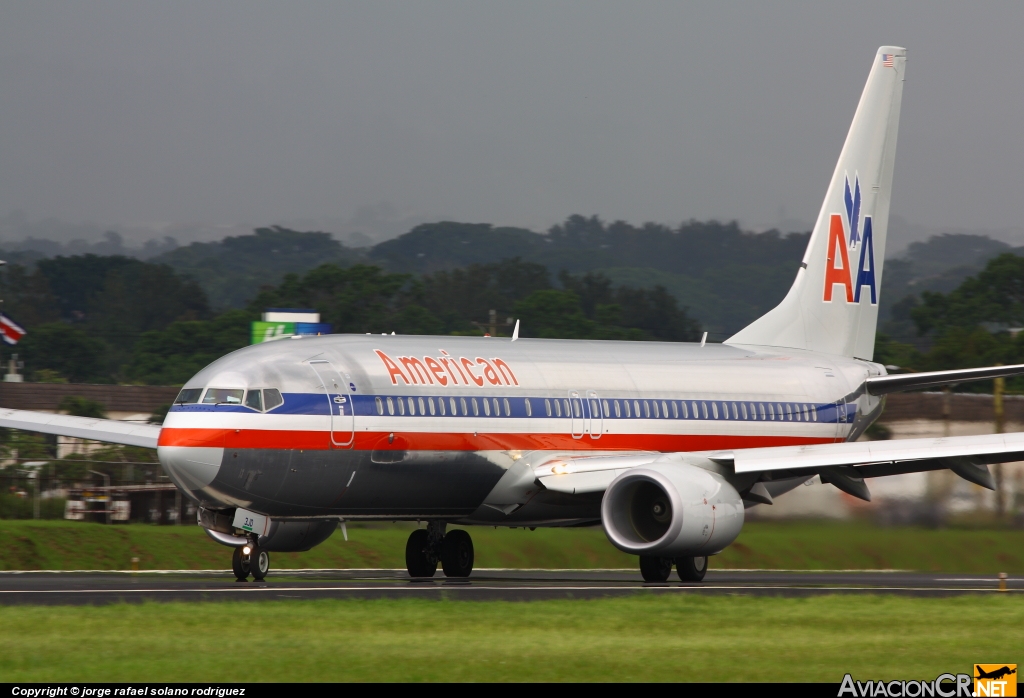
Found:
<box><xmin>511</xmin><ymin>319</ymin><xmax>520</xmax><ymax>341</ymax></box>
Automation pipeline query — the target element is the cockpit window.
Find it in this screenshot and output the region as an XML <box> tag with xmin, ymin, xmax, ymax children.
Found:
<box><xmin>263</xmin><ymin>389</ymin><xmax>284</xmax><ymax>411</ymax></box>
<box><xmin>174</xmin><ymin>388</ymin><xmax>203</xmax><ymax>404</ymax></box>
<box><xmin>202</xmin><ymin>388</ymin><xmax>244</xmax><ymax>405</ymax></box>
<box><xmin>245</xmin><ymin>390</ymin><xmax>263</xmax><ymax>411</ymax></box>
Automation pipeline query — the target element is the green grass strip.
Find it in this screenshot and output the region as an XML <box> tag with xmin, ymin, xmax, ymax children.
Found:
<box><xmin>3</xmin><ymin>520</ymin><xmax>1024</xmax><ymax>573</ymax></box>
<box><xmin>0</xmin><ymin>595</ymin><xmax>1020</xmax><ymax>682</ymax></box>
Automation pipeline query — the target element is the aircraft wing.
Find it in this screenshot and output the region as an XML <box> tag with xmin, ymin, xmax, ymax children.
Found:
<box><xmin>534</xmin><ymin>431</ymin><xmax>1024</xmax><ymax>500</ymax></box>
<box><xmin>0</xmin><ymin>408</ymin><xmax>161</xmax><ymax>449</ymax></box>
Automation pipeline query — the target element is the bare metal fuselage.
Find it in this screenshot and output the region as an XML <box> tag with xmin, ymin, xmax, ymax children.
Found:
<box><xmin>158</xmin><ymin>334</ymin><xmax>884</xmax><ymax>525</ymax></box>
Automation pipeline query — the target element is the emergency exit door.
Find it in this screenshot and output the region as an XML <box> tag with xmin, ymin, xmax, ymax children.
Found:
<box><xmin>309</xmin><ymin>360</ymin><xmax>355</xmax><ymax>448</ymax></box>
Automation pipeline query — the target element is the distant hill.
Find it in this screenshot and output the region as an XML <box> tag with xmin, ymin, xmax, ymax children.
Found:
<box><xmin>152</xmin><ymin>226</ymin><xmax>362</xmax><ymax>309</ymax></box>
<box><xmin>10</xmin><ymin>217</ymin><xmax>1021</xmax><ymax>341</ymax></box>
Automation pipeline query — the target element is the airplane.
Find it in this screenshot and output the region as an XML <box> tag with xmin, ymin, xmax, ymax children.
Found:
<box><xmin>4</xmin><ymin>45</ymin><xmax>1024</xmax><ymax>583</ymax></box>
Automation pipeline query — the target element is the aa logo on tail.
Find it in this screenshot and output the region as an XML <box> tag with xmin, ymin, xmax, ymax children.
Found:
<box><xmin>823</xmin><ymin>173</ymin><xmax>877</xmax><ymax>305</ymax></box>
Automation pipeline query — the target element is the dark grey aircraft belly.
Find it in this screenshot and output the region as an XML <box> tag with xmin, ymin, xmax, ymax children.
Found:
<box><xmin>211</xmin><ymin>449</ymin><xmax>507</xmax><ymax>518</ymax></box>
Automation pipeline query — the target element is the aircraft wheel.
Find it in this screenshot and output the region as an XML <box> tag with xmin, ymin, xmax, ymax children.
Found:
<box><xmin>675</xmin><ymin>555</ymin><xmax>708</xmax><ymax>582</ymax></box>
<box><xmin>639</xmin><ymin>555</ymin><xmax>673</xmax><ymax>582</ymax></box>
<box><xmin>405</xmin><ymin>529</ymin><xmax>438</xmax><ymax>578</ymax></box>
<box><xmin>251</xmin><ymin>547</ymin><xmax>270</xmax><ymax>581</ymax></box>
<box><xmin>440</xmin><ymin>529</ymin><xmax>474</xmax><ymax>578</ymax></box>
<box><xmin>232</xmin><ymin>546</ymin><xmax>250</xmax><ymax>582</ymax></box>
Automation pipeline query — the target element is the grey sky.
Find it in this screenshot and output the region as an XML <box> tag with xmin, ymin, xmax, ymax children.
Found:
<box><xmin>1</xmin><ymin>2</ymin><xmax>1022</xmax><ymax>248</ymax></box>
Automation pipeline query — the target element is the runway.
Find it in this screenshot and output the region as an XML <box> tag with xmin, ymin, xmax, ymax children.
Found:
<box><xmin>0</xmin><ymin>569</ymin><xmax>1019</xmax><ymax>604</ymax></box>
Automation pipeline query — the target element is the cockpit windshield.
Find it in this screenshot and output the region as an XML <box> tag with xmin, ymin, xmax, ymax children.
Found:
<box><xmin>174</xmin><ymin>388</ymin><xmax>203</xmax><ymax>404</ymax></box>
<box><xmin>202</xmin><ymin>388</ymin><xmax>244</xmax><ymax>405</ymax></box>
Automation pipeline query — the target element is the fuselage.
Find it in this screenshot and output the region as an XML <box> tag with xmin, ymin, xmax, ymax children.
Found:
<box><xmin>158</xmin><ymin>334</ymin><xmax>885</xmax><ymax>525</ymax></box>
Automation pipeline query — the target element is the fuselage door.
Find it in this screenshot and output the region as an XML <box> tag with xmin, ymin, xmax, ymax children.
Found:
<box><xmin>309</xmin><ymin>360</ymin><xmax>355</xmax><ymax>448</ymax></box>
<box><xmin>587</xmin><ymin>390</ymin><xmax>602</xmax><ymax>439</ymax></box>
<box><xmin>836</xmin><ymin>399</ymin><xmax>848</xmax><ymax>443</ymax></box>
<box><xmin>569</xmin><ymin>390</ymin><xmax>585</xmax><ymax>439</ymax></box>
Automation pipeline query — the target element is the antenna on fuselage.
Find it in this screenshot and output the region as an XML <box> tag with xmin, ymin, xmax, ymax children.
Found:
<box><xmin>512</xmin><ymin>319</ymin><xmax>520</xmax><ymax>341</ymax></box>
<box><xmin>700</xmin><ymin>331</ymin><xmax>707</xmax><ymax>347</ymax></box>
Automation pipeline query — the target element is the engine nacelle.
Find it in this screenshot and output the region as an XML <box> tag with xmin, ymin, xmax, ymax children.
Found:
<box><xmin>601</xmin><ymin>463</ymin><xmax>744</xmax><ymax>557</ymax></box>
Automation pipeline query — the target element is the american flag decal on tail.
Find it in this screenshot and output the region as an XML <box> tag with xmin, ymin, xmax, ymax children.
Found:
<box><xmin>882</xmin><ymin>54</ymin><xmax>894</xmax><ymax>68</ymax></box>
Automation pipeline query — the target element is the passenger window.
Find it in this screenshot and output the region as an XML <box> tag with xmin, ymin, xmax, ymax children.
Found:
<box><xmin>767</xmin><ymin>403</ymin><xmax>774</xmax><ymax>420</ymax></box>
<box><xmin>603</xmin><ymin>400</ymin><xmax>610</xmax><ymax>417</ymax></box>
<box><xmin>614</xmin><ymin>400</ymin><xmax>621</xmax><ymax>418</ymax></box>
<box><xmin>418</xmin><ymin>397</ymin><xmax>426</xmax><ymax>415</ymax></box>
<box><xmin>741</xmin><ymin>403</ymin><xmax>748</xmax><ymax>420</ymax></box>
<box><xmin>408</xmin><ymin>397</ymin><xmax>416</xmax><ymax>416</ymax></box>
<box><xmin>525</xmin><ymin>398</ymin><xmax>532</xmax><ymax>417</ymax></box>
<box><xmin>374</xmin><ymin>397</ymin><xmax>383</xmax><ymax>416</ymax></box>
<box><xmin>623</xmin><ymin>400</ymin><xmax>630</xmax><ymax>418</ymax></box>
<box><xmin>652</xmin><ymin>401</ymin><xmax>659</xmax><ymax>418</ymax></box>
<box><xmin>472</xmin><ymin>398</ymin><xmax>479</xmax><ymax>416</ymax></box>
<box><xmin>720</xmin><ymin>402</ymin><xmax>728</xmax><ymax>419</ymax></box>
<box><xmin>175</xmin><ymin>388</ymin><xmax>203</xmax><ymax>404</ymax></box>
<box><xmin>428</xmin><ymin>397</ymin><xmax>436</xmax><ymax>416</ymax></box>
<box><xmin>572</xmin><ymin>400</ymin><xmax>581</xmax><ymax>418</ymax></box>
<box><xmin>643</xmin><ymin>401</ymin><xmax>650</xmax><ymax>418</ymax></box>
<box><xmin>590</xmin><ymin>399</ymin><xmax>599</xmax><ymax>418</ymax></box>
<box><xmin>483</xmin><ymin>399</ymin><xmax>490</xmax><ymax>416</ymax></box>
<box><xmin>759</xmin><ymin>403</ymin><xmax>766</xmax><ymax>420</ymax></box>
<box><xmin>749</xmin><ymin>403</ymin><xmax>757</xmax><ymax>420</ymax></box>
<box><xmin>702</xmin><ymin>402</ymin><xmax>708</xmax><ymax>419</ymax></box>
<box><xmin>504</xmin><ymin>398</ymin><xmax>511</xmax><ymax>416</ymax></box>
<box><xmin>544</xmin><ymin>398</ymin><xmax>552</xmax><ymax>417</ymax></box>
<box><xmin>450</xmin><ymin>397</ymin><xmax>457</xmax><ymax>415</ymax></box>
<box><xmin>245</xmin><ymin>390</ymin><xmax>263</xmax><ymax>411</ymax></box>
<box><xmin>563</xmin><ymin>399</ymin><xmax>571</xmax><ymax>417</ymax></box>
<box><xmin>662</xmin><ymin>401</ymin><xmax>669</xmax><ymax>418</ymax></box>
<box><xmin>634</xmin><ymin>400</ymin><xmax>641</xmax><ymax>417</ymax></box>
<box><xmin>554</xmin><ymin>399</ymin><xmax>561</xmax><ymax>417</ymax></box>
<box><xmin>460</xmin><ymin>397</ymin><xmax>468</xmax><ymax>416</ymax></box>
<box><xmin>692</xmin><ymin>402</ymin><xmax>699</xmax><ymax>418</ymax></box>
<box><xmin>811</xmin><ymin>405</ymin><xmax>818</xmax><ymax>421</ymax></box>
<box><xmin>387</xmin><ymin>397</ymin><xmax>395</xmax><ymax>415</ymax></box>
<box><xmin>777</xmin><ymin>404</ymin><xmax>784</xmax><ymax>420</ymax></box>
<box><xmin>203</xmin><ymin>388</ymin><xmax>244</xmax><ymax>405</ymax></box>
<box><xmin>398</xmin><ymin>398</ymin><xmax>406</xmax><ymax>416</ymax></box>
<box><xmin>671</xmin><ymin>401</ymin><xmax>678</xmax><ymax>418</ymax></box>
<box><xmin>681</xmin><ymin>401</ymin><xmax>688</xmax><ymax>418</ymax></box>
<box><xmin>731</xmin><ymin>403</ymin><xmax>738</xmax><ymax>419</ymax></box>
<box><xmin>712</xmin><ymin>402</ymin><xmax>719</xmax><ymax>419</ymax></box>
<box><xmin>439</xmin><ymin>398</ymin><xmax>446</xmax><ymax>416</ymax></box>
<box><xmin>494</xmin><ymin>398</ymin><xmax>500</xmax><ymax>416</ymax></box>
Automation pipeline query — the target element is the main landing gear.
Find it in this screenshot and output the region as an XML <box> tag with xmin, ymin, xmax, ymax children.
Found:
<box><xmin>639</xmin><ymin>555</ymin><xmax>708</xmax><ymax>582</ymax></box>
<box><xmin>406</xmin><ymin>522</ymin><xmax>474</xmax><ymax>578</ymax></box>
<box><xmin>232</xmin><ymin>540</ymin><xmax>270</xmax><ymax>582</ymax></box>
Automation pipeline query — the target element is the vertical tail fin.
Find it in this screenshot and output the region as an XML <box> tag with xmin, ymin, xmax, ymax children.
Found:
<box><xmin>727</xmin><ymin>47</ymin><xmax>906</xmax><ymax>360</ymax></box>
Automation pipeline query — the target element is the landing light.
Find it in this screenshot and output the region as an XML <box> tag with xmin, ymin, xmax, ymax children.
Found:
<box><xmin>551</xmin><ymin>462</ymin><xmax>569</xmax><ymax>475</ymax></box>
<box><xmin>242</xmin><ymin>546</ymin><xmax>251</xmax><ymax>556</ymax></box>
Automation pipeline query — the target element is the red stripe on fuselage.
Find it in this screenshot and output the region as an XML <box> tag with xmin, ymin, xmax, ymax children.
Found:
<box><xmin>158</xmin><ymin>428</ymin><xmax>835</xmax><ymax>452</ymax></box>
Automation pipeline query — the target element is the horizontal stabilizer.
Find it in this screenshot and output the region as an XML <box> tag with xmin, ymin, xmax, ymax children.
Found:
<box><xmin>0</xmin><ymin>408</ymin><xmax>161</xmax><ymax>449</ymax></box>
<box><xmin>866</xmin><ymin>364</ymin><xmax>1024</xmax><ymax>395</ymax></box>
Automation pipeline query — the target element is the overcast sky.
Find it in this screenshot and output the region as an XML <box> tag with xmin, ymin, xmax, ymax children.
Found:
<box><xmin>1</xmin><ymin>2</ymin><xmax>1023</xmax><ymax>248</ymax></box>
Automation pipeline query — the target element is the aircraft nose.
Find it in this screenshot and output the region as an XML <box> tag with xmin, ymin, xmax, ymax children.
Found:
<box><xmin>158</xmin><ymin>445</ymin><xmax>224</xmax><ymax>494</ymax></box>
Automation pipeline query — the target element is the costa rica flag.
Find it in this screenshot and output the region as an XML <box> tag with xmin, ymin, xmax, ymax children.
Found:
<box><xmin>0</xmin><ymin>313</ymin><xmax>27</xmax><ymax>345</ymax></box>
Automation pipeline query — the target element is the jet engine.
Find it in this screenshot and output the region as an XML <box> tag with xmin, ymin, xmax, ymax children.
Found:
<box><xmin>601</xmin><ymin>463</ymin><xmax>744</xmax><ymax>557</ymax></box>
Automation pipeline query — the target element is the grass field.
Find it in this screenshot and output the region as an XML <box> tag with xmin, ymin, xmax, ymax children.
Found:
<box><xmin>2</xmin><ymin>519</ymin><xmax>1024</xmax><ymax>572</ymax></box>
<box><xmin>0</xmin><ymin>595</ymin><xmax>1019</xmax><ymax>682</ymax></box>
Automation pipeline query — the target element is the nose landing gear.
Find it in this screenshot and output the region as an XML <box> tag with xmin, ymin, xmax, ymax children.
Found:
<box><xmin>232</xmin><ymin>540</ymin><xmax>270</xmax><ymax>582</ymax></box>
<box><xmin>405</xmin><ymin>522</ymin><xmax>475</xmax><ymax>578</ymax></box>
